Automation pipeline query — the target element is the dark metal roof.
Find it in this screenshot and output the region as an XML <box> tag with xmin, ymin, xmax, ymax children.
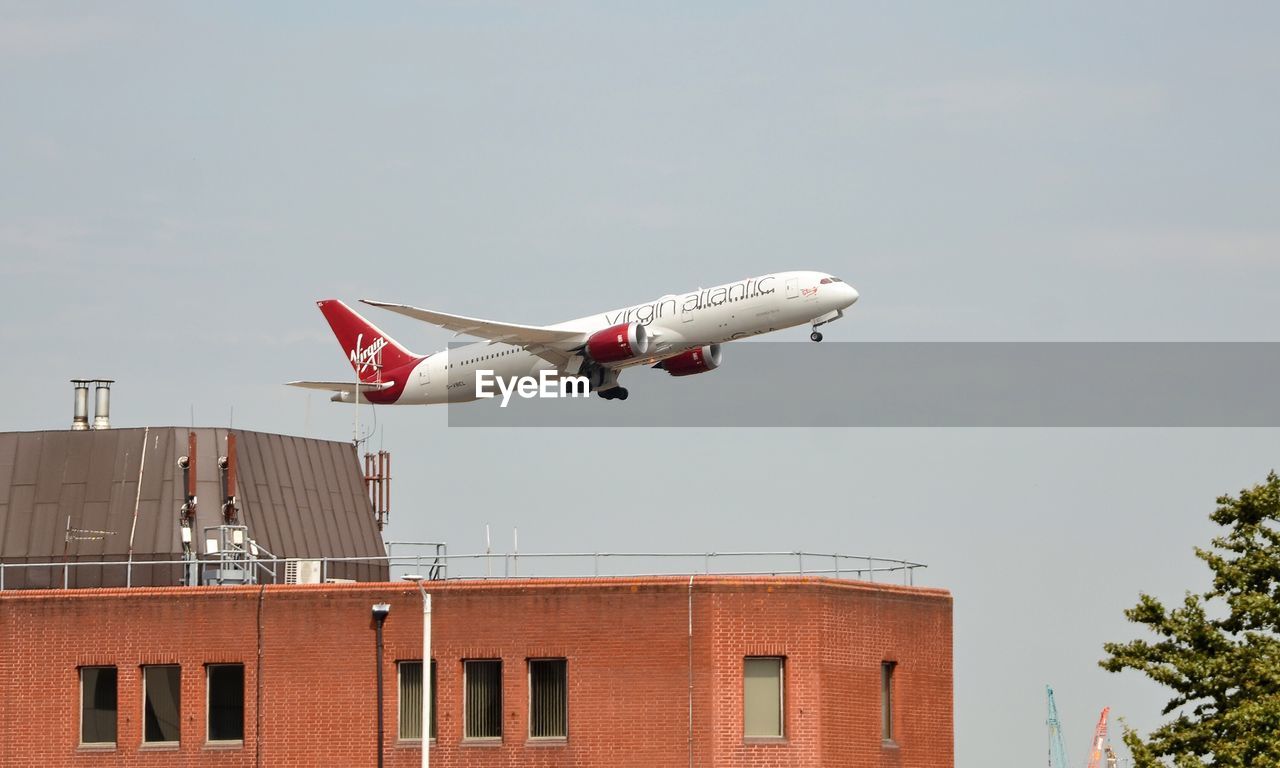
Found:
<box><xmin>0</xmin><ymin>428</ymin><xmax>387</xmax><ymax>588</ymax></box>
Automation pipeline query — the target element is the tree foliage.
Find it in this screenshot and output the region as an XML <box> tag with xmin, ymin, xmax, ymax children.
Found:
<box><xmin>1101</xmin><ymin>471</ymin><xmax>1280</xmax><ymax>767</ymax></box>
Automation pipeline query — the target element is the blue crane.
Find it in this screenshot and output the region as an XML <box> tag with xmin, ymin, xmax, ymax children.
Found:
<box><xmin>1047</xmin><ymin>685</ymin><xmax>1071</xmax><ymax>768</ymax></box>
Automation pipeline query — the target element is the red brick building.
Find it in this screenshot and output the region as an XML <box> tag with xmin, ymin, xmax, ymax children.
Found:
<box><xmin>0</xmin><ymin>576</ymin><xmax>952</xmax><ymax>767</ymax></box>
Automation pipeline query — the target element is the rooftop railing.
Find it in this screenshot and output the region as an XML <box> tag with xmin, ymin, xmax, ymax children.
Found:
<box><xmin>386</xmin><ymin>542</ymin><xmax>926</xmax><ymax>585</ymax></box>
<box><xmin>0</xmin><ymin>543</ymin><xmax>927</xmax><ymax>591</ymax></box>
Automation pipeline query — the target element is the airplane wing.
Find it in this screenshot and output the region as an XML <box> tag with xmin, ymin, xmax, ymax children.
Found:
<box><xmin>361</xmin><ymin>300</ymin><xmax>582</xmax><ymax>344</ymax></box>
<box><xmin>361</xmin><ymin>299</ymin><xmax>585</xmax><ymax>365</ymax></box>
<box><xmin>286</xmin><ymin>380</ymin><xmax>394</xmax><ymax>393</ymax></box>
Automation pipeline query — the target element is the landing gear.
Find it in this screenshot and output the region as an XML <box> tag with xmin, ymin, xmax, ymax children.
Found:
<box><xmin>598</xmin><ymin>387</ymin><xmax>629</xmax><ymax>401</ymax></box>
<box><xmin>809</xmin><ymin>308</ymin><xmax>843</xmax><ymax>342</ymax></box>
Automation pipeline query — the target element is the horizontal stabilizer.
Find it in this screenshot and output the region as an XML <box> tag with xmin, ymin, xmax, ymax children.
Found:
<box><xmin>286</xmin><ymin>380</ymin><xmax>394</xmax><ymax>394</ymax></box>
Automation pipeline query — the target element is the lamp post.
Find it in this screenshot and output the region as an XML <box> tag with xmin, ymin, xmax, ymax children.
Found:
<box><xmin>403</xmin><ymin>575</ymin><xmax>432</xmax><ymax>768</ymax></box>
<box><xmin>372</xmin><ymin>602</ymin><xmax>391</xmax><ymax>768</ymax></box>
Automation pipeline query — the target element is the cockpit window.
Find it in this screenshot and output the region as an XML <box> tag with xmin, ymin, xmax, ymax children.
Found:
<box><xmin>820</xmin><ymin>277</ymin><xmax>843</xmax><ymax>284</ymax></box>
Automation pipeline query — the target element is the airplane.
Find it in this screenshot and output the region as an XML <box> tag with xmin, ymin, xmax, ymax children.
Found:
<box><xmin>289</xmin><ymin>270</ymin><xmax>858</xmax><ymax>404</ymax></box>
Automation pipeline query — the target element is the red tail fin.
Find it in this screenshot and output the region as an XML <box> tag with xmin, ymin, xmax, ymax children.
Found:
<box><xmin>316</xmin><ymin>299</ymin><xmax>421</xmax><ymax>383</ymax></box>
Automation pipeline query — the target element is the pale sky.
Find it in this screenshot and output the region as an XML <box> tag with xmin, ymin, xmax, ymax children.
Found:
<box><xmin>3</xmin><ymin>3</ymin><xmax>1279</xmax><ymax>765</ymax></box>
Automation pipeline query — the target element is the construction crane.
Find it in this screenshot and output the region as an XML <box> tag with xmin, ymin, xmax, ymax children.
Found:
<box><xmin>1086</xmin><ymin>707</ymin><xmax>1112</xmax><ymax>768</ymax></box>
<box><xmin>1046</xmin><ymin>685</ymin><xmax>1071</xmax><ymax>768</ymax></box>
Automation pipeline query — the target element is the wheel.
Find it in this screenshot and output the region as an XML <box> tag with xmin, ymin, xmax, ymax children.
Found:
<box><xmin>810</xmin><ymin>331</ymin><xmax>823</xmax><ymax>342</ymax></box>
<box><xmin>616</xmin><ymin>387</ymin><xmax>629</xmax><ymax>401</ymax></box>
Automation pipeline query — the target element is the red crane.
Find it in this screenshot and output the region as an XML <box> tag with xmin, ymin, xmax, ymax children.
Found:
<box><xmin>1086</xmin><ymin>707</ymin><xmax>1111</xmax><ymax>768</ymax></box>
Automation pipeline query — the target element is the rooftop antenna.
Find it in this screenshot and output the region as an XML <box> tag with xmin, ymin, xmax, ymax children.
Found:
<box><xmin>178</xmin><ymin>433</ymin><xmax>199</xmax><ymax>586</ymax></box>
<box><xmin>65</xmin><ymin>516</ymin><xmax>118</xmax><ymax>544</ymax></box>
<box><xmin>63</xmin><ymin>514</ymin><xmax>117</xmax><ymax>588</ymax></box>
<box><xmin>363</xmin><ymin>448</ymin><xmax>391</xmax><ymax>532</ymax></box>
<box><xmin>485</xmin><ymin>524</ymin><xmax>492</xmax><ymax>577</ymax></box>
<box><xmin>354</xmin><ymin>333</ymin><xmax>360</xmax><ymax>447</ymax></box>
<box><xmin>352</xmin><ymin>331</ymin><xmax>383</xmax><ymax>450</ymax></box>
<box><xmin>218</xmin><ymin>432</ymin><xmax>239</xmax><ymax>525</ymax></box>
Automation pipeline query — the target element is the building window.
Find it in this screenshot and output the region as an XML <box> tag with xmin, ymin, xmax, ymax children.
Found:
<box><xmin>142</xmin><ymin>665</ymin><xmax>181</xmax><ymax>744</ymax></box>
<box><xmin>399</xmin><ymin>660</ymin><xmax>437</xmax><ymax>740</ymax></box>
<box><xmin>464</xmin><ymin>660</ymin><xmax>502</xmax><ymax>740</ymax></box>
<box><xmin>528</xmin><ymin>659</ymin><xmax>567</xmax><ymax>739</ymax></box>
<box><xmin>80</xmin><ymin>666</ymin><xmax>117</xmax><ymax>746</ymax></box>
<box><xmin>743</xmin><ymin>657</ymin><xmax>784</xmax><ymax>738</ymax></box>
<box><xmin>207</xmin><ymin>664</ymin><xmax>244</xmax><ymax>743</ymax></box>
<box><xmin>881</xmin><ymin>661</ymin><xmax>896</xmax><ymax>741</ymax></box>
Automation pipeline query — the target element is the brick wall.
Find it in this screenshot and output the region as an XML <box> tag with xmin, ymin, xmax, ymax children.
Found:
<box><xmin>0</xmin><ymin>576</ymin><xmax>952</xmax><ymax>767</ymax></box>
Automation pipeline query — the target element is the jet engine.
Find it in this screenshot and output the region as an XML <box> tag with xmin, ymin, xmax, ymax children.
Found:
<box><xmin>657</xmin><ymin>344</ymin><xmax>722</xmax><ymax>376</ymax></box>
<box><xmin>585</xmin><ymin>322</ymin><xmax>650</xmax><ymax>363</ymax></box>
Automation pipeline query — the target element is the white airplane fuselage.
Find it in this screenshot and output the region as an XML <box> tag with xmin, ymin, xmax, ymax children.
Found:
<box><xmin>351</xmin><ymin>270</ymin><xmax>856</xmax><ymax>405</ymax></box>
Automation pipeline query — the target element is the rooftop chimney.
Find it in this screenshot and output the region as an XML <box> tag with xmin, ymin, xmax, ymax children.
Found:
<box><xmin>71</xmin><ymin>380</ymin><xmax>91</xmax><ymax>430</ymax></box>
<box><xmin>91</xmin><ymin>379</ymin><xmax>113</xmax><ymax>430</ymax></box>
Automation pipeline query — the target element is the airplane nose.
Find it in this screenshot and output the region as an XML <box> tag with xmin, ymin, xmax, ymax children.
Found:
<box><xmin>842</xmin><ymin>283</ymin><xmax>859</xmax><ymax>307</ymax></box>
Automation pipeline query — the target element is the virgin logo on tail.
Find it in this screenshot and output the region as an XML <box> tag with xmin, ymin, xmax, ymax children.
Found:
<box><xmin>350</xmin><ymin>333</ymin><xmax>388</xmax><ymax>375</ymax></box>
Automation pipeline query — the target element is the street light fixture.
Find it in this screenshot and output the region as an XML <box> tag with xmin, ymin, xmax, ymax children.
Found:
<box><xmin>402</xmin><ymin>576</ymin><xmax>433</xmax><ymax>768</ymax></box>
<box><xmin>372</xmin><ymin>603</ymin><xmax>391</xmax><ymax>768</ymax></box>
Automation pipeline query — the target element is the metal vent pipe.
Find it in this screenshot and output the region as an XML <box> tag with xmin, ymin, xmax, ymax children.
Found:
<box><xmin>91</xmin><ymin>379</ymin><xmax>114</xmax><ymax>430</ymax></box>
<box><xmin>71</xmin><ymin>380</ymin><xmax>91</xmax><ymax>430</ymax></box>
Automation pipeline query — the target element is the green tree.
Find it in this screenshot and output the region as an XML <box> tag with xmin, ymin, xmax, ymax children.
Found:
<box><xmin>1101</xmin><ymin>471</ymin><xmax>1280</xmax><ymax>767</ymax></box>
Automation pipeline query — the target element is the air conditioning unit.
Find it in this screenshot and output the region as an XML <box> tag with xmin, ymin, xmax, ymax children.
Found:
<box><xmin>284</xmin><ymin>559</ymin><xmax>322</xmax><ymax>584</ymax></box>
